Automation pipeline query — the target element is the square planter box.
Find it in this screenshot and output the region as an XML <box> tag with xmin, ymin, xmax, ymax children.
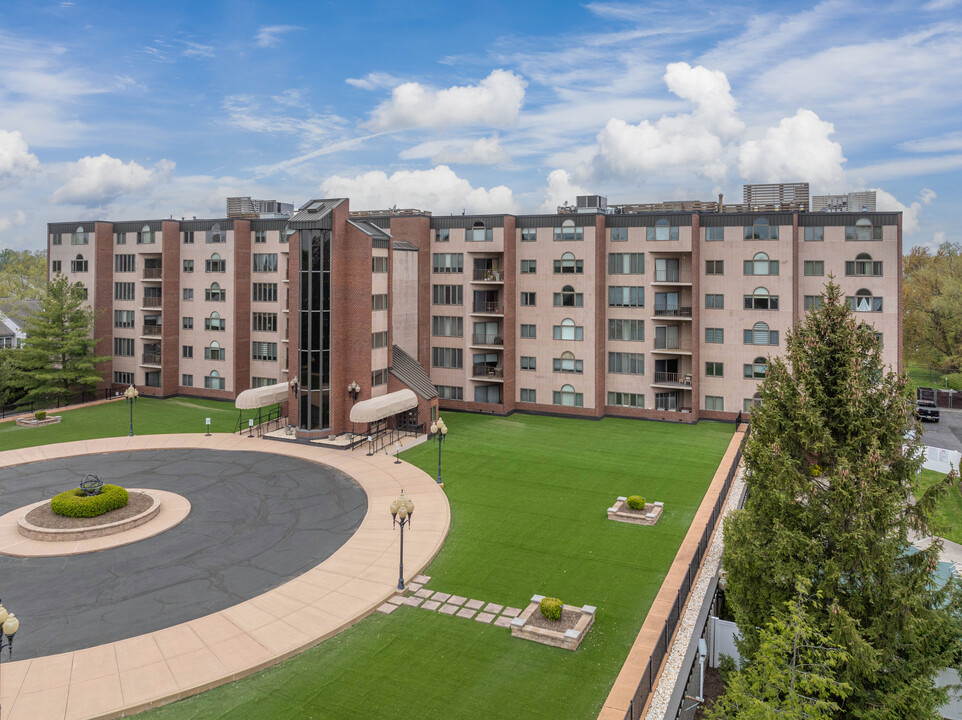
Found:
<box><xmin>510</xmin><ymin>595</ymin><xmax>596</xmax><ymax>651</ymax></box>
<box><xmin>15</xmin><ymin>416</ymin><xmax>62</xmax><ymax>428</ymax></box>
<box><xmin>607</xmin><ymin>497</ymin><xmax>663</xmax><ymax>526</ymax></box>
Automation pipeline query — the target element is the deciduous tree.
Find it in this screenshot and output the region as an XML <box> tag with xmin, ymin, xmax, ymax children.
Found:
<box><xmin>903</xmin><ymin>242</ymin><xmax>962</xmax><ymax>372</ymax></box>
<box><xmin>0</xmin><ymin>248</ymin><xmax>47</xmax><ymax>301</ymax></box>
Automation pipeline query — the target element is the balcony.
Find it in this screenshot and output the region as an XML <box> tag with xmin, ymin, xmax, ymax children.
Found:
<box><xmin>652</xmin><ymin>306</ymin><xmax>692</xmax><ymax>319</ymax></box>
<box><xmin>143</xmin><ymin>267</ymin><xmax>163</xmax><ymax>280</ymax></box>
<box><xmin>471</xmin><ymin>301</ymin><xmax>504</xmax><ymax>315</ymax></box>
<box><xmin>651</xmin><ymin>372</ymin><xmax>692</xmax><ymax>389</ymax></box>
<box><xmin>472</xmin><ymin>269</ymin><xmax>504</xmax><ymax>283</ymax></box>
<box><xmin>472</xmin><ymin>365</ymin><xmax>504</xmax><ymax>382</ymax></box>
<box><xmin>141</xmin><ymin>325</ymin><xmax>162</xmax><ymax>336</ymax></box>
<box><xmin>652</xmin><ymin>337</ymin><xmax>692</xmax><ymax>355</ymax></box>
<box><xmin>141</xmin><ymin>353</ymin><xmax>162</xmax><ymax>366</ymax></box>
<box><xmin>142</xmin><ymin>297</ymin><xmax>162</xmax><ymax>308</ymax></box>
<box><xmin>471</xmin><ymin>333</ymin><xmax>504</xmax><ymax>347</ymax></box>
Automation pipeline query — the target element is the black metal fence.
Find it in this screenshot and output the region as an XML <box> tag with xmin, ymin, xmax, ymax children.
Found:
<box><xmin>1</xmin><ymin>388</ymin><xmax>114</xmax><ymax>420</ymax></box>
<box><xmin>623</xmin><ymin>424</ymin><xmax>749</xmax><ymax>720</ymax></box>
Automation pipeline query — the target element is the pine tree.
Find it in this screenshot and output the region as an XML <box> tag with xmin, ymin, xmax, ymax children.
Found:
<box><xmin>10</xmin><ymin>274</ymin><xmax>107</xmax><ymax>405</ymax></box>
<box><xmin>723</xmin><ymin>281</ymin><xmax>962</xmax><ymax>719</ymax></box>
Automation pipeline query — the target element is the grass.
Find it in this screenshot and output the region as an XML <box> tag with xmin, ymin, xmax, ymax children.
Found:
<box><xmin>133</xmin><ymin>411</ymin><xmax>735</xmax><ymax>720</ymax></box>
<box><xmin>0</xmin><ymin>396</ymin><xmax>240</xmax><ymax>450</ymax></box>
<box><xmin>917</xmin><ymin>468</ymin><xmax>962</xmax><ymax>546</ymax></box>
<box><xmin>906</xmin><ymin>364</ymin><xmax>962</xmax><ymax>394</ymax></box>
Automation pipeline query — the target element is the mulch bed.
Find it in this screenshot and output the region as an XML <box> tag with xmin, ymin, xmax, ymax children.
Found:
<box><xmin>25</xmin><ymin>492</ymin><xmax>153</xmax><ymax>529</ymax></box>
<box><xmin>524</xmin><ymin>606</ymin><xmax>583</xmax><ymax>633</ymax></box>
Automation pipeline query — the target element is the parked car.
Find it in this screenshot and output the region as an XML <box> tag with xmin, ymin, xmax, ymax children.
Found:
<box><xmin>915</xmin><ymin>399</ymin><xmax>940</xmax><ymax>423</ymax></box>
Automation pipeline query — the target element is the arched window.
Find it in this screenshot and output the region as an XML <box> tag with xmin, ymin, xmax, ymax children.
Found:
<box><xmin>744</xmin><ymin>287</ymin><xmax>778</xmax><ymax>311</ymax></box>
<box><xmin>206</xmin><ymin>282</ymin><xmax>226</xmax><ymax>301</ymax></box>
<box><xmin>745</xmin><ymin>216</ymin><xmax>778</xmax><ymax>240</ymax></box>
<box><xmin>554</xmin><ymin>252</ymin><xmax>582</xmax><ymax>274</ymax></box>
<box><xmin>208</xmin><ymin>223</ymin><xmax>223</xmax><ymax>244</ymax></box>
<box><xmin>745</xmin><ymin>251</ymin><xmax>778</xmax><ymax>276</ymax></box>
<box><xmin>205</xmin><ymin>311</ymin><xmax>225</xmax><ymax>331</ymax></box>
<box><xmin>205</xmin><ymin>341</ymin><xmax>225</xmax><ymax>361</ymax></box>
<box><xmin>553</xmin><ymin>317</ymin><xmax>584</xmax><ymax>341</ymax></box>
<box><xmin>554</xmin><ymin>218</ymin><xmax>583</xmax><ymax>241</ymax></box>
<box><xmin>745</xmin><ymin>321</ymin><xmax>777</xmax><ymax>346</ymax></box>
<box><xmin>137</xmin><ymin>224</ymin><xmax>154</xmax><ymax>245</ymax></box>
<box><xmin>209</xmin><ymin>369</ymin><xmax>219</xmax><ymax>376</ymax></box>
<box><xmin>467</xmin><ymin>221</ymin><xmax>492</xmax><ymax>242</ymax></box>
<box><xmin>847</xmin><ymin>288</ymin><xmax>882</xmax><ymax>313</ymax></box>
<box><xmin>744</xmin><ymin>356</ymin><xmax>767</xmax><ymax>379</ymax></box>
<box><xmin>72</xmin><ymin>225</ymin><xmax>88</xmax><ymax>245</ymax></box>
<box><xmin>71</xmin><ymin>253</ymin><xmax>88</xmax><ymax>272</ymax></box>
<box><xmin>553</xmin><ymin>351</ymin><xmax>583</xmax><ymax>374</ymax></box>
<box><xmin>555</xmin><ymin>285</ymin><xmax>582</xmax><ymax>307</ymax></box>
<box><xmin>846</xmin><ymin>252</ymin><xmax>882</xmax><ymax>277</ymax></box>
<box><xmin>553</xmin><ymin>383</ymin><xmax>583</xmax><ymax>407</ymax></box>
<box><xmin>648</xmin><ymin>218</ymin><xmax>679</xmax><ymax>241</ymax></box>
<box><xmin>205</xmin><ymin>369</ymin><xmax>225</xmax><ymax>390</ymax></box>
<box><xmin>847</xmin><ymin>217</ymin><xmax>882</xmax><ymax>241</ymax></box>
<box><xmin>206</xmin><ymin>253</ymin><xmax>226</xmax><ymax>272</ymax></box>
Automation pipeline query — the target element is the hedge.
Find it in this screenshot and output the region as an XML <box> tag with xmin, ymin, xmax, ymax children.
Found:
<box><xmin>51</xmin><ymin>484</ymin><xmax>129</xmax><ymax>518</ymax></box>
<box><xmin>626</xmin><ymin>495</ymin><xmax>646</xmax><ymax>511</ymax></box>
<box><xmin>539</xmin><ymin>596</ymin><xmax>563</xmax><ymax>622</ymax></box>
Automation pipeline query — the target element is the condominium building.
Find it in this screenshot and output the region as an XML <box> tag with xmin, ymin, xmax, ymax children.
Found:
<box><xmin>47</xmin><ymin>184</ymin><xmax>902</xmax><ymax>432</ymax></box>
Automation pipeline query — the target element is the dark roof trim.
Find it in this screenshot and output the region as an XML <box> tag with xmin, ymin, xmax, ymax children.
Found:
<box><xmin>430</xmin><ymin>216</ymin><xmax>505</xmax><ymax>230</ymax></box>
<box><xmin>798</xmin><ymin>212</ymin><xmax>899</xmax><ymax>226</ymax></box>
<box><xmin>606</xmin><ymin>214</ymin><xmax>693</xmax><ymax>228</ymax></box>
<box><xmin>389</xmin><ymin>345</ymin><xmax>438</xmax><ymax>399</ymax></box>
<box><xmin>699</xmin><ymin>213</ymin><xmax>794</xmax><ymax>227</ymax></box>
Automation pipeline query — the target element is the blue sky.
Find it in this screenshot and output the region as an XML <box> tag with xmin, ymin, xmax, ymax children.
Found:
<box><xmin>0</xmin><ymin>0</ymin><xmax>960</xmax><ymax>251</ymax></box>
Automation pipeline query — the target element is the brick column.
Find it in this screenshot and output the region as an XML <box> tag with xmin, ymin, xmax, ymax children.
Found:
<box><xmin>93</xmin><ymin>222</ymin><xmax>114</xmax><ymax>390</ymax></box>
<box><xmin>689</xmin><ymin>213</ymin><xmax>700</xmax><ymax>422</ymax></box>
<box><xmin>593</xmin><ymin>214</ymin><xmax>606</xmax><ymax>417</ymax></box>
<box><xmin>233</xmin><ymin>220</ymin><xmax>252</xmax><ymax>397</ymax></box>
<box><xmin>502</xmin><ymin>216</ymin><xmax>517</xmax><ymax>413</ymax></box>
<box><xmin>160</xmin><ymin>221</ymin><xmax>181</xmax><ymax>395</ymax></box>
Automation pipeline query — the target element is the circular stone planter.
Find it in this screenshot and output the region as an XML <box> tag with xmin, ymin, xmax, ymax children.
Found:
<box><xmin>17</xmin><ymin>490</ymin><xmax>163</xmax><ymax>542</ymax></box>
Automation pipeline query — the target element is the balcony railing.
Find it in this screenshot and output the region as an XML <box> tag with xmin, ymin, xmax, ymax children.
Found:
<box><xmin>473</xmin><ymin>269</ymin><xmax>504</xmax><ymax>282</ymax></box>
<box><xmin>472</xmin><ymin>333</ymin><xmax>503</xmax><ymax>346</ymax></box>
<box><xmin>472</xmin><ymin>365</ymin><xmax>504</xmax><ymax>379</ymax></box>
<box><xmin>143</xmin><ymin>267</ymin><xmax>163</xmax><ymax>279</ymax></box>
<box><xmin>141</xmin><ymin>325</ymin><xmax>162</xmax><ymax>336</ymax></box>
<box><xmin>141</xmin><ymin>353</ymin><xmax>162</xmax><ymax>365</ymax></box>
<box><xmin>653</xmin><ymin>306</ymin><xmax>692</xmax><ymax>317</ymax></box>
<box><xmin>472</xmin><ymin>301</ymin><xmax>504</xmax><ymax>314</ymax></box>
<box><xmin>142</xmin><ymin>296</ymin><xmax>162</xmax><ymax>307</ymax></box>
<box><xmin>653</xmin><ymin>371</ymin><xmax>692</xmax><ymax>385</ymax></box>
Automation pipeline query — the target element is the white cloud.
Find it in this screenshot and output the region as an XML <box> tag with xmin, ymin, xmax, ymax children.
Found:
<box><xmin>738</xmin><ymin>109</ymin><xmax>845</xmax><ymax>186</ymax></box>
<box><xmin>255</xmin><ymin>25</ymin><xmax>301</xmax><ymax>48</ymax></box>
<box><xmin>223</xmin><ymin>95</ymin><xmax>348</xmax><ymax>145</ymax></box>
<box><xmin>368</xmin><ymin>70</ymin><xmax>527</xmax><ymax>131</ymax></box>
<box><xmin>0</xmin><ymin>130</ymin><xmax>40</xmax><ymax>181</ymax></box>
<box><xmin>539</xmin><ymin>169</ymin><xmax>589</xmax><ymax>213</ymax></box>
<box><xmin>346</xmin><ymin>72</ymin><xmax>403</xmax><ymax>91</ymax></box>
<box><xmin>899</xmin><ymin>131</ymin><xmax>962</xmax><ymax>153</ymax></box>
<box><xmin>873</xmin><ymin>188</ymin><xmax>933</xmax><ymax>235</ymax></box>
<box><xmin>401</xmin><ymin>136</ymin><xmax>510</xmax><ymax>165</ymax></box>
<box><xmin>13</xmin><ymin>210</ymin><xmax>26</xmax><ymax>225</ymax></box>
<box><xmin>920</xmin><ymin>187</ymin><xmax>937</xmax><ymax>205</ymax></box>
<box><xmin>319</xmin><ymin>165</ymin><xmax>518</xmax><ymax>214</ymax></box>
<box><xmin>52</xmin><ymin>155</ymin><xmax>174</xmax><ymax>207</ymax></box>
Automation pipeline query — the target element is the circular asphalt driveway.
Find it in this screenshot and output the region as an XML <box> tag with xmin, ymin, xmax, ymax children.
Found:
<box><xmin>0</xmin><ymin>449</ymin><xmax>367</xmax><ymax>660</ymax></box>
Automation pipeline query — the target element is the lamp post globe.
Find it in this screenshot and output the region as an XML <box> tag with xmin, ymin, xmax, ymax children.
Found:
<box><xmin>390</xmin><ymin>491</ymin><xmax>415</xmax><ymax>590</ymax></box>
<box><xmin>123</xmin><ymin>384</ymin><xmax>139</xmax><ymax>437</ymax></box>
<box><xmin>0</xmin><ymin>598</ymin><xmax>21</xmax><ymax>719</ymax></box>
<box><xmin>431</xmin><ymin>417</ymin><xmax>448</xmax><ymax>485</ymax></box>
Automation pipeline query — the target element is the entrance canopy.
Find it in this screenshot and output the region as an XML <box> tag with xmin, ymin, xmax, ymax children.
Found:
<box><xmin>235</xmin><ymin>382</ymin><xmax>288</xmax><ymax>410</ymax></box>
<box><xmin>350</xmin><ymin>389</ymin><xmax>417</xmax><ymax>424</ymax></box>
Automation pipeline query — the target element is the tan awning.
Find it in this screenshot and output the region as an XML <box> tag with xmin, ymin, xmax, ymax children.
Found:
<box><xmin>235</xmin><ymin>382</ymin><xmax>289</xmax><ymax>410</ymax></box>
<box><xmin>350</xmin><ymin>389</ymin><xmax>418</xmax><ymax>424</ymax></box>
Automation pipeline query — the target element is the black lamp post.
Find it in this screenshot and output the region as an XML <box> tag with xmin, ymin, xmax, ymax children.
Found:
<box><xmin>348</xmin><ymin>381</ymin><xmax>360</xmax><ymax>436</ymax></box>
<box><xmin>430</xmin><ymin>416</ymin><xmax>448</xmax><ymax>485</ymax></box>
<box><xmin>390</xmin><ymin>491</ymin><xmax>414</xmax><ymax>591</ymax></box>
<box><xmin>0</xmin><ymin>600</ymin><xmax>21</xmax><ymax>719</ymax></box>
<box><xmin>124</xmin><ymin>384</ymin><xmax>139</xmax><ymax>437</ymax></box>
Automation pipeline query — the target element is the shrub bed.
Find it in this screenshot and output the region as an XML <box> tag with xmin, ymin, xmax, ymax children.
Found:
<box><xmin>34</xmin><ymin>411</ymin><xmax>47</xmax><ymax>421</ymax></box>
<box><xmin>626</xmin><ymin>495</ymin><xmax>646</xmax><ymax>510</ymax></box>
<box><xmin>540</xmin><ymin>596</ymin><xmax>563</xmax><ymax>622</ymax></box>
<box><xmin>51</xmin><ymin>484</ymin><xmax>129</xmax><ymax>518</ymax></box>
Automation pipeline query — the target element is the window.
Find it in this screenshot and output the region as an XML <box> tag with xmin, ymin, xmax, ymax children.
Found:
<box><xmin>137</xmin><ymin>225</ymin><xmax>155</xmax><ymax>244</ymax></box>
<box><xmin>205</xmin><ymin>312</ymin><xmax>226</xmax><ymax>331</ymax></box>
<box><xmin>72</xmin><ymin>225</ymin><xmax>89</xmax><ymax>245</ymax></box>
<box><xmin>705</xmin><ymin>327</ymin><xmax>724</xmax><ymax>343</ymax></box>
<box><xmin>251</xmin><ymin>377</ymin><xmax>276</xmax><ymax>387</ymax></box>
<box><xmin>609</xmin><ymin>253</ymin><xmax>644</xmax><ymax>274</ymax></box>
<box><xmin>608</xmin><ymin>319</ymin><xmax>644</xmax><ymax>341</ymax></box>
<box><xmin>647</xmin><ymin>218</ymin><xmax>679</xmax><ymax>241</ymax></box>
<box><xmin>744</xmin><ymin>217</ymin><xmax>779</xmax><ymax>240</ymax></box>
<box><xmin>804</xmin><ymin>295</ymin><xmax>823</xmax><ymax>311</ymax></box>
<box><xmin>554</xmin><ymin>219</ymin><xmax>583</xmax><ymax>241</ymax></box>
<box><xmin>113</xmin><ymin>310</ymin><xmax>135</xmax><ymax>328</ymax></box>
<box><xmin>804</xmin><ymin>260</ymin><xmax>824</xmax><ymax>276</ymax></box>
<box><xmin>520</xmin><ymin>388</ymin><xmax>537</xmax><ymax>403</ymax></box>
<box><xmin>253</xmin><ymin>230</ymin><xmax>267</xmax><ymax>244</ymax></box>
<box><xmin>654</xmin><ymin>324</ymin><xmax>679</xmax><ymax>350</ymax></box>
<box><xmin>705</xmin><ymin>260</ymin><xmax>724</xmax><ymax>275</ymax></box>
<box><xmin>845</xmin><ymin>253</ymin><xmax>883</xmax><ymax>277</ymax></box>
<box><xmin>521</xmin><ymin>324</ymin><xmax>536</xmax><ymax>338</ymax></box>
<box><xmin>182</xmin><ymin>317</ymin><xmax>193</xmax><ymax>329</ymax></box>
<box><xmin>705</xmin><ymin>226</ymin><xmax>724</xmax><ymax>242</ymax></box>
<box><xmin>804</xmin><ymin>226</ymin><xmax>824</xmax><ymax>242</ymax></box>
<box><xmin>114</xmin><ymin>371</ymin><xmax>134</xmax><ymax>385</ymax></box>
<box><xmin>114</xmin><ymin>254</ymin><xmax>135</xmax><ymax>272</ymax></box>
<box><xmin>436</xmin><ymin>385</ymin><xmax>463</xmax><ymax>400</ymax></box>
<box><xmin>252</xmin><ymin>342</ymin><xmax>278</xmax><ymax>361</ymax></box>
<box><xmin>655</xmin><ymin>258</ymin><xmax>679</xmax><ymax>282</ymax></box>
<box><xmin>51</xmin><ymin>260</ymin><xmax>62</xmax><ymax>273</ymax></box>
<box><xmin>466</xmin><ymin>222</ymin><xmax>493</xmax><ymax>242</ymax></box>
<box><xmin>52</xmin><ymin>233</ymin><xmax>63</xmax><ymax>245</ymax></box>
<box><xmin>433</xmin><ymin>253</ymin><xmax>463</xmax><ymax>273</ymax></box>
<box><xmin>206</xmin><ymin>253</ymin><xmax>226</xmax><ymax>272</ymax></box>
<box><xmin>608</xmin><ymin>392</ymin><xmax>644</xmax><ymax>408</ymax></box>
<box><xmin>705</xmin><ymin>362</ymin><xmax>724</xmax><ymax>377</ymax></box>
<box><xmin>372</xmin><ymin>293</ymin><xmax>388</xmax><ymax>311</ymax></box>
<box><xmin>435</xmin><ymin>228</ymin><xmax>450</xmax><ymax>242</ymax></box>
<box><xmin>608</xmin><ymin>286</ymin><xmax>644</xmax><ymax>307</ymax></box>
<box><xmin>205</xmin><ymin>342</ymin><xmax>226</xmax><ymax>361</ymax></box>
<box><xmin>610</xmin><ymin>227</ymin><xmax>628</xmax><ymax>242</ymax></box>
<box><xmin>251</xmin><ymin>283</ymin><xmax>277</xmax><ymax>302</ymax></box>
<box><xmin>745</xmin><ymin>321</ymin><xmax>778</xmax><ymax>345</ymax></box>
<box><xmin>744</xmin><ymin>357</ymin><xmax>767</xmax><ymax>379</ymax></box>
<box><xmin>744</xmin><ymin>394</ymin><xmax>763</xmax><ymax>411</ymax></box>
<box><xmin>253</xmin><ymin>253</ymin><xmax>278</xmax><ymax>272</ymax></box>
<box><xmin>206</xmin><ymin>283</ymin><xmax>226</xmax><ymax>302</ymax></box>
<box><xmin>432</xmin><ymin>347</ymin><xmax>463</xmax><ymax>368</ymax></box>
<box><xmin>554</xmin><ymin>318</ymin><xmax>584</xmax><ymax>341</ymax></box>
<box><xmin>846</xmin><ymin>289</ymin><xmax>883</xmax><ymax>312</ymax></box>
<box><xmin>183</xmin><ymin>259</ymin><xmax>194</xmax><ymax>272</ymax></box>
<box><xmin>521</xmin><ymin>259</ymin><xmax>537</xmax><ymax>274</ymax></box>
<box><xmin>372</xmin><ymin>331</ymin><xmax>388</xmax><ymax>349</ymax></box>
<box><xmin>521</xmin><ymin>228</ymin><xmax>537</xmax><ymax>242</ymax></box>
<box><xmin>182</xmin><ymin>345</ymin><xmax>193</xmax><ymax>358</ymax></box>
<box><xmin>115</xmin><ymin>232</ymin><xmax>126</xmax><ymax>245</ymax></box>
<box><xmin>205</xmin><ymin>371</ymin><xmax>225</xmax><ymax>390</ymax></box>
<box><xmin>113</xmin><ymin>338</ymin><xmax>134</xmax><ymax>356</ymax></box>
<box><xmin>182</xmin><ymin>374</ymin><xmax>194</xmax><ymax>387</ymax></box>
<box><xmin>432</xmin><ymin>316</ymin><xmax>462</xmax><ymax>337</ymax></box>
<box><xmin>252</xmin><ymin>312</ymin><xmax>277</xmax><ymax>332</ymax></box>
<box><xmin>206</xmin><ymin>224</ymin><xmax>223</xmax><ymax>244</ymax></box>
<box><xmin>555</xmin><ymin>285</ymin><xmax>584</xmax><ymax>307</ymax></box>
<box><xmin>372</xmin><ymin>368</ymin><xmax>389</xmax><ymax>386</ymax></box>
<box><xmin>845</xmin><ymin>218</ymin><xmax>882</xmax><ymax>241</ymax></box>
<box><xmin>705</xmin><ymin>294</ymin><xmax>724</xmax><ymax>309</ymax></box>
<box><xmin>183</xmin><ymin>231</ymin><xmax>195</xmax><ymax>244</ymax></box>
<box><xmin>554</xmin><ymin>351</ymin><xmax>583</xmax><ymax>374</ymax></box>
<box><xmin>114</xmin><ymin>282</ymin><xmax>135</xmax><ymax>301</ymax></box>
<box><xmin>77</xmin><ymin>284</ymin><xmax>88</xmax><ymax>300</ymax></box>
<box><xmin>71</xmin><ymin>254</ymin><xmax>88</xmax><ymax>272</ymax></box>
<box><xmin>744</xmin><ymin>252</ymin><xmax>778</xmax><ymax>276</ymax></box>
<box><xmin>705</xmin><ymin>396</ymin><xmax>724</xmax><ymax>411</ymax></box>
<box><xmin>183</xmin><ymin>288</ymin><xmax>194</xmax><ymax>301</ymax></box>
<box><xmin>521</xmin><ymin>356</ymin><xmax>536</xmax><ymax>370</ymax></box>
<box><xmin>553</xmin><ymin>384</ymin><xmax>583</xmax><ymax>407</ymax></box>
<box><xmin>432</xmin><ymin>285</ymin><xmax>463</xmax><ymax>305</ymax></box>
<box><xmin>474</xmin><ymin>385</ymin><xmax>502</xmax><ymax>404</ymax></box>
<box><xmin>554</xmin><ymin>252</ymin><xmax>583</xmax><ymax>274</ymax></box>
<box><xmin>521</xmin><ymin>292</ymin><xmax>536</xmax><ymax>307</ymax></box>
<box><xmin>372</xmin><ymin>256</ymin><xmax>389</xmax><ymax>273</ymax></box>
<box><xmin>744</xmin><ymin>287</ymin><xmax>778</xmax><ymax>311</ymax></box>
<box><xmin>609</xmin><ymin>352</ymin><xmax>644</xmax><ymax>375</ymax></box>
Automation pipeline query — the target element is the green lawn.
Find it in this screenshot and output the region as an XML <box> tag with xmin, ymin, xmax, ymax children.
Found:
<box><xmin>917</xmin><ymin>468</ymin><xmax>962</xmax><ymax>546</ymax></box>
<box><xmin>133</xmin><ymin>411</ymin><xmax>735</xmax><ymax>720</ymax></box>
<box><xmin>0</xmin><ymin>396</ymin><xmax>240</xmax><ymax>449</ymax></box>
<box><xmin>906</xmin><ymin>364</ymin><xmax>962</xmax><ymax>394</ymax></box>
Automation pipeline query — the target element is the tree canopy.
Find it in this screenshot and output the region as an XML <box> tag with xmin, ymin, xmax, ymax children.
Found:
<box><xmin>722</xmin><ymin>281</ymin><xmax>962</xmax><ymax>719</ymax></box>
<box><xmin>0</xmin><ymin>248</ymin><xmax>46</xmax><ymax>301</ymax></box>
<box><xmin>903</xmin><ymin>241</ymin><xmax>962</xmax><ymax>372</ymax></box>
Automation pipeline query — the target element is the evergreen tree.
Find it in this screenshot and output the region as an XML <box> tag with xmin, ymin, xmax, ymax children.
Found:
<box><xmin>723</xmin><ymin>281</ymin><xmax>962</xmax><ymax>719</ymax></box>
<box><xmin>10</xmin><ymin>274</ymin><xmax>107</xmax><ymax>405</ymax></box>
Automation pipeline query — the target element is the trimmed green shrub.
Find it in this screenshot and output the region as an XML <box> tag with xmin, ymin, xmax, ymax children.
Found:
<box><xmin>539</xmin><ymin>596</ymin><xmax>563</xmax><ymax>622</ymax></box>
<box><xmin>626</xmin><ymin>495</ymin><xmax>646</xmax><ymax>510</ymax></box>
<box><xmin>34</xmin><ymin>411</ymin><xmax>47</xmax><ymax>421</ymax></box>
<box><xmin>51</xmin><ymin>484</ymin><xmax>129</xmax><ymax>518</ymax></box>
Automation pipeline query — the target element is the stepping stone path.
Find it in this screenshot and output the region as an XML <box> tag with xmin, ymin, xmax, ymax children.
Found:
<box><xmin>376</xmin><ymin>575</ymin><xmax>525</xmax><ymax>631</ymax></box>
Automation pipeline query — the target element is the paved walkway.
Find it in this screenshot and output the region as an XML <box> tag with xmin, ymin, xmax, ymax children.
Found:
<box><xmin>0</xmin><ymin>433</ymin><xmax>449</xmax><ymax>720</ymax></box>
<box><xmin>377</xmin><ymin>575</ymin><xmax>523</xmax><ymax>627</ymax></box>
